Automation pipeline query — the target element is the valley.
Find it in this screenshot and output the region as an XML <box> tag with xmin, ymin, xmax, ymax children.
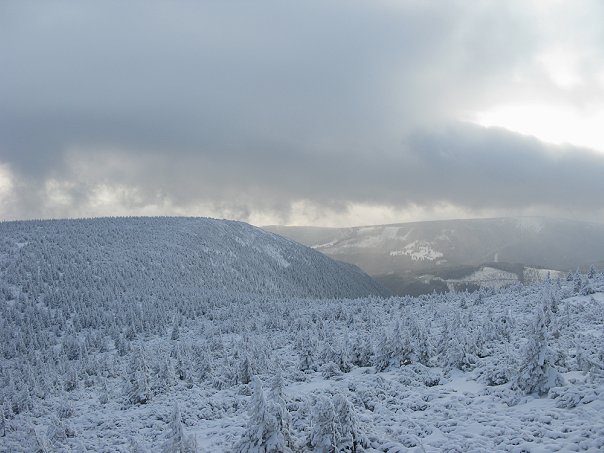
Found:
<box><xmin>266</xmin><ymin>217</ymin><xmax>604</xmax><ymax>295</ymax></box>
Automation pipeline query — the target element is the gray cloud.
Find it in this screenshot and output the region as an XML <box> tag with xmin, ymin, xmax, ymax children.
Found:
<box><xmin>1</xmin><ymin>1</ymin><xmax>603</xmax><ymax>224</ymax></box>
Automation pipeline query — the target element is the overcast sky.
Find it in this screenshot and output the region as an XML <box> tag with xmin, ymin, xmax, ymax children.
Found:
<box><xmin>2</xmin><ymin>0</ymin><xmax>604</xmax><ymax>226</ymax></box>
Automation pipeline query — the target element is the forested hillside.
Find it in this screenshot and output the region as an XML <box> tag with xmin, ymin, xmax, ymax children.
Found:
<box><xmin>1</xmin><ymin>222</ymin><xmax>604</xmax><ymax>452</ymax></box>
<box><xmin>0</xmin><ymin>217</ymin><xmax>386</xmax><ymax>302</ymax></box>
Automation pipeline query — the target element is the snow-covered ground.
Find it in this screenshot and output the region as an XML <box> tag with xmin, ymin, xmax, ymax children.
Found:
<box><xmin>447</xmin><ymin>266</ymin><xmax>520</xmax><ymax>290</ymax></box>
<box><xmin>524</xmin><ymin>267</ymin><xmax>566</xmax><ymax>284</ymax></box>
<box><xmin>2</xmin><ymin>266</ymin><xmax>604</xmax><ymax>451</ymax></box>
<box><xmin>389</xmin><ymin>240</ymin><xmax>444</xmax><ymax>261</ymax></box>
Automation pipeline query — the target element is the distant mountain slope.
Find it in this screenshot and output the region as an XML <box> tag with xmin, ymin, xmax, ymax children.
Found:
<box><xmin>0</xmin><ymin>217</ymin><xmax>387</xmax><ymax>301</ymax></box>
<box><xmin>265</xmin><ymin>217</ymin><xmax>604</xmax><ymax>294</ymax></box>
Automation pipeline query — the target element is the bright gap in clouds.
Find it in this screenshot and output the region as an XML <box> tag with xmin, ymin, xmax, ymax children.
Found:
<box><xmin>471</xmin><ymin>104</ymin><xmax>604</xmax><ymax>153</ymax></box>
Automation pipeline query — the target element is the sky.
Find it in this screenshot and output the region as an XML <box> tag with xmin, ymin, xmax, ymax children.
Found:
<box><xmin>1</xmin><ymin>0</ymin><xmax>604</xmax><ymax>227</ymax></box>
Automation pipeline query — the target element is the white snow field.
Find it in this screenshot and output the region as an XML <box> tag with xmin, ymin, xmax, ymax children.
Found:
<box><xmin>1</xmin><ymin>218</ymin><xmax>604</xmax><ymax>452</ymax></box>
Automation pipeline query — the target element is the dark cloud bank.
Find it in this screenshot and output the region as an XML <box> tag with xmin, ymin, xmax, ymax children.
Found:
<box><xmin>1</xmin><ymin>1</ymin><xmax>603</xmax><ymax>224</ymax></box>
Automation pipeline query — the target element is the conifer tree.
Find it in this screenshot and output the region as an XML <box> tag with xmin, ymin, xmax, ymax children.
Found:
<box><xmin>299</xmin><ymin>347</ymin><xmax>315</xmax><ymax>372</ymax></box>
<box><xmin>269</xmin><ymin>370</ymin><xmax>294</xmax><ymax>451</ymax></box>
<box><xmin>163</xmin><ymin>403</ymin><xmax>196</xmax><ymax>453</ymax></box>
<box><xmin>310</xmin><ymin>396</ymin><xmax>337</xmax><ymax>453</ymax></box>
<box><xmin>514</xmin><ymin>307</ymin><xmax>564</xmax><ymax>395</ymax></box>
<box><xmin>237</xmin><ymin>378</ymin><xmax>290</xmax><ymax>453</ymax></box>
<box><xmin>373</xmin><ymin>330</ymin><xmax>391</xmax><ymax>372</ymax></box>
<box><xmin>333</xmin><ymin>393</ymin><xmax>364</xmax><ymax>452</ymax></box>
<box><xmin>125</xmin><ymin>347</ymin><xmax>151</xmax><ymax>405</ymax></box>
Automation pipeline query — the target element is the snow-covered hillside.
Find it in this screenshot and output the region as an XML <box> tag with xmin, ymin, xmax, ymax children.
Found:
<box><xmin>266</xmin><ymin>217</ymin><xmax>604</xmax><ymax>295</ymax></box>
<box><xmin>2</xmin><ymin>236</ymin><xmax>604</xmax><ymax>452</ymax></box>
<box><xmin>0</xmin><ymin>217</ymin><xmax>386</xmax><ymax>301</ymax></box>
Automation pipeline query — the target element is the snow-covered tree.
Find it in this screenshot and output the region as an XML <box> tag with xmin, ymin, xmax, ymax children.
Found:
<box><xmin>237</xmin><ymin>378</ymin><xmax>290</xmax><ymax>453</ymax></box>
<box><xmin>269</xmin><ymin>371</ymin><xmax>293</xmax><ymax>451</ymax></box>
<box><xmin>99</xmin><ymin>377</ymin><xmax>109</xmax><ymax>405</ymax></box>
<box><xmin>163</xmin><ymin>403</ymin><xmax>197</xmax><ymax>453</ymax></box>
<box><xmin>414</xmin><ymin>325</ymin><xmax>431</xmax><ymax>366</ymax></box>
<box><xmin>171</xmin><ymin>319</ymin><xmax>181</xmax><ymax>341</ymax></box>
<box><xmin>333</xmin><ymin>393</ymin><xmax>364</xmax><ymax>452</ymax></box>
<box><xmin>513</xmin><ymin>307</ymin><xmax>564</xmax><ymax>395</ymax></box>
<box><xmin>373</xmin><ymin>330</ymin><xmax>391</xmax><ymax>372</ymax></box>
<box><xmin>238</xmin><ymin>355</ymin><xmax>254</xmax><ymax>385</ymax></box>
<box><xmin>299</xmin><ymin>346</ymin><xmax>316</xmax><ymax>372</ymax></box>
<box><xmin>309</xmin><ymin>396</ymin><xmax>337</xmax><ymax>453</ymax></box>
<box><xmin>125</xmin><ymin>347</ymin><xmax>152</xmax><ymax>405</ymax></box>
<box><xmin>0</xmin><ymin>404</ymin><xmax>5</xmax><ymax>438</ymax></box>
<box><xmin>349</xmin><ymin>334</ymin><xmax>372</xmax><ymax>368</ymax></box>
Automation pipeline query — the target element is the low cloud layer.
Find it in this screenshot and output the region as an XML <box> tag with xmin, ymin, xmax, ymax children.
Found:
<box><xmin>1</xmin><ymin>1</ymin><xmax>604</xmax><ymax>225</ymax></box>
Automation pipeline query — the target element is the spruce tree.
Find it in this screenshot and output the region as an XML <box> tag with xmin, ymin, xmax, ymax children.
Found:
<box><xmin>163</xmin><ymin>403</ymin><xmax>196</xmax><ymax>453</ymax></box>
<box><xmin>514</xmin><ymin>307</ymin><xmax>564</xmax><ymax>395</ymax></box>
<box><xmin>333</xmin><ymin>393</ymin><xmax>364</xmax><ymax>452</ymax></box>
<box><xmin>237</xmin><ymin>378</ymin><xmax>290</xmax><ymax>453</ymax></box>
<box><xmin>309</xmin><ymin>396</ymin><xmax>337</xmax><ymax>453</ymax></box>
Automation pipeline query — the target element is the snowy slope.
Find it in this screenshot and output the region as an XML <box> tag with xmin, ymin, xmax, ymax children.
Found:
<box><xmin>2</xmin><ymin>268</ymin><xmax>604</xmax><ymax>451</ymax></box>
<box><xmin>0</xmin><ymin>217</ymin><xmax>387</xmax><ymax>301</ymax></box>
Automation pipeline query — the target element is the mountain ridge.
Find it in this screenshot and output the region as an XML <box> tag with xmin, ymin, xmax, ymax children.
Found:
<box><xmin>264</xmin><ymin>216</ymin><xmax>604</xmax><ymax>295</ymax></box>
<box><xmin>0</xmin><ymin>216</ymin><xmax>388</xmax><ymax>300</ymax></box>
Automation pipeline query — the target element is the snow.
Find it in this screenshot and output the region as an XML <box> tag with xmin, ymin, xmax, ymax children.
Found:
<box><xmin>262</xmin><ymin>245</ymin><xmax>290</xmax><ymax>268</ymax></box>
<box><xmin>1</xmin><ymin>218</ymin><xmax>604</xmax><ymax>452</ymax></box>
<box><xmin>524</xmin><ymin>267</ymin><xmax>566</xmax><ymax>283</ymax></box>
<box><xmin>448</xmin><ymin>266</ymin><xmax>519</xmax><ymax>289</ymax></box>
<box><xmin>390</xmin><ymin>240</ymin><xmax>444</xmax><ymax>261</ymax></box>
<box><xmin>312</xmin><ymin>240</ymin><xmax>339</xmax><ymax>249</ymax></box>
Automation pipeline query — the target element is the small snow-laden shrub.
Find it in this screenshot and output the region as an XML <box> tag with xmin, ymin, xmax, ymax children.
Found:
<box><xmin>481</xmin><ymin>387</ymin><xmax>522</xmax><ymax>407</ymax></box>
<box><xmin>581</xmin><ymin>284</ymin><xmax>596</xmax><ymax>296</ymax></box>
<box><xmin>480</xmin><ymin>363</ymin><xmax>512</xmax><ymax>386</ymax></box>
<box><xmin>421</xmin><ymin>369</ymin><xmax>441</xmax><ymax>387</ymax></box>
<box><xmin>63</xmin><ymin>368</ymin><xmax>79</xmax><ymax>392</ymax></box>
<box><xmin>299</xmin><ymin>347</ymin><xmax>317</xmax><ymax>372</ymax></box>
<box><xmin>549</xmin><ymin>386</ymin><xmax>582</xmax><ymax>408</ymax></box>
<box><xmin>322</xmin><ymin>361</ymin><xmax>343</xmax><ymax>380</ymax></box>
<box><xmin>291</xmin><ymin>370</ymin><xmax>309</xmax><ymax>382</ymax></box>
<box><xmin>478</xmin><ymin>352</ymin><xmax>513</xmax><ymax>386</ymax></box>
<box><xmin>355</xmin><ymin>388</ymin><xmax>378</xmax><ymax>412</ymax></box>
<box><xmin>47</xmin><ymin>414</ymin><xmax>76</xmax><ymax>445</ymax></box>
<box><xmin>549</xmin><ymin>385</ymin><xmax>600</xmax><ymax>409</ymax></box>
<box><xmin>403</xmin><ymin>395</ymin><xmax>428</xmax><ymax>412</ymax></box>
<box><xmin>237</xmin><ymin>383</ymin><xmax>253</xmax><ymax>396</ymax></box>
<box><xmin>61</xmin><ymin>335</ymin><xmax>81</xmax><ymax>361</ymax></box>
<box><xmin>32</xmin><ymin>427</ymin><xmax>52</xmax><ymax>453</ymax></box>
<box><xmin>10</xmin><ymin>388</ymin><xmax>33</xmax><ymax>415</ymax></box>
<box><xmin>320</xmin><ymin>342</ymin><xmax>340</xmax><ymax>369</ymax></box>
<box><xmin>56</xmin><ymin>401</ymin><xmax>74</xmax><ymax>419</ymax></box>
<box><xmin>588</xmin><ymin>368</ymin><xmax>604</xmax><ymax>384</ymax></box>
